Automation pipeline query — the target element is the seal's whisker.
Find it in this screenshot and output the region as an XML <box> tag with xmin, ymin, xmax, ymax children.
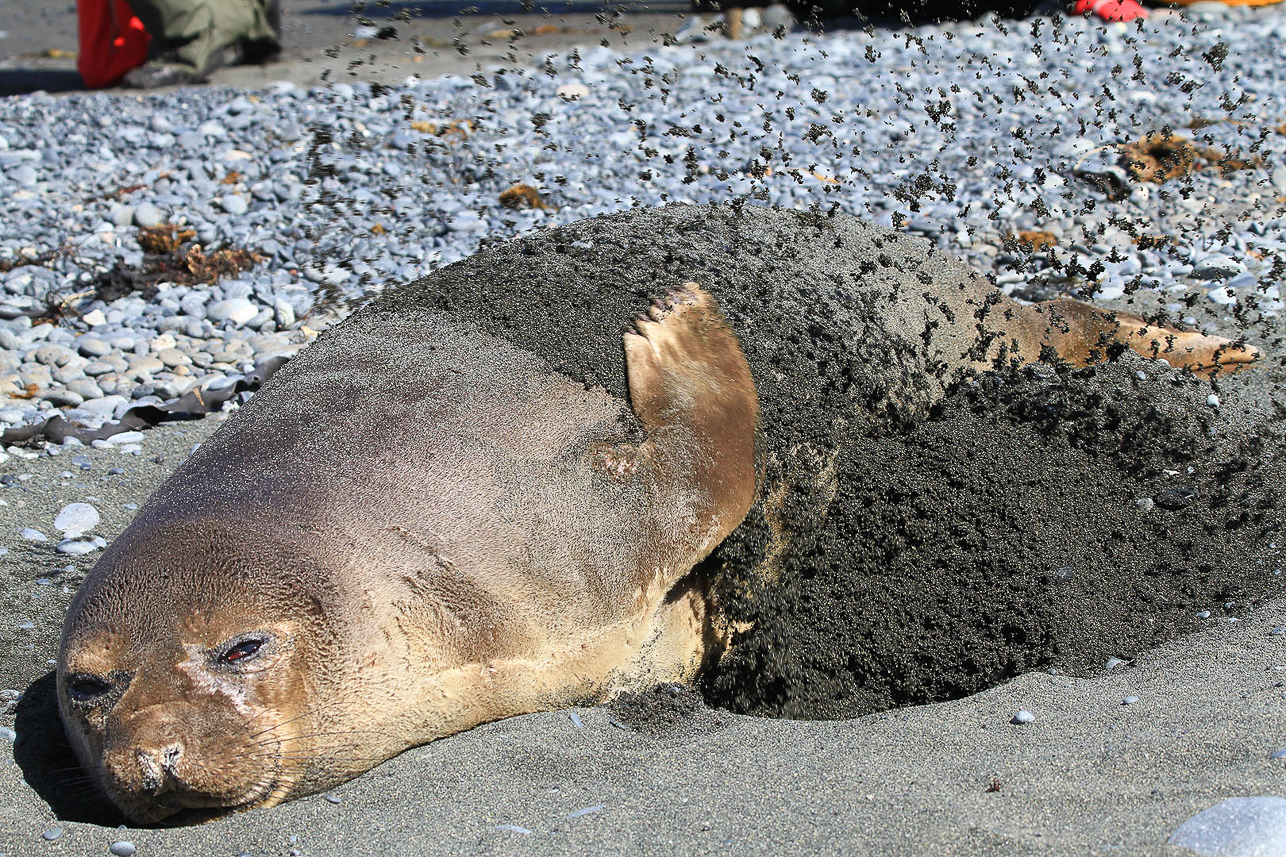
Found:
<box><xmin>246</xmin><ymin>710</ymin><xmax>313</xmax><ymax>741</ymax></box>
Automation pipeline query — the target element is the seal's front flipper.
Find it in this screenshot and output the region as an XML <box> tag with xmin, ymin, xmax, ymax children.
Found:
<box><xmin>1019</xmin><ymin>298</ymin><xmax>1259</xmax><ymax>377</ymax></box>
<box><xmin>622</xmin><ymin>283</ymin><xmax>759</xmax><ymax>556</ymax></box>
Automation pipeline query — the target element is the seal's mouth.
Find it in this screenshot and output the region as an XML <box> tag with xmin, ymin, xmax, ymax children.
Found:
<box><xmin>124</xmin><ymin>777</ymin><xmax>281</xmax><ymax>827</ymax></box>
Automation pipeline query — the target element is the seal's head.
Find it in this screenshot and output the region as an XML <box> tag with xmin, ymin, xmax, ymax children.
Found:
<box><xmin>57</xmin><ymin>515</ymin><xmax>356</xmax><ymax>824</ymax></box>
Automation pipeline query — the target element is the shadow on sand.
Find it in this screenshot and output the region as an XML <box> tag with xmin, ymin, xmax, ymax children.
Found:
<box><xmin>13</xmin><ymin>672</ymin><xmax>126</xmax><ymax>827</ymax></box>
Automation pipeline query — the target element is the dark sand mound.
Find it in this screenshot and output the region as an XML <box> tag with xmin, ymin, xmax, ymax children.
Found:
<box><xmin>376</xmin><ymin>202</ymin><xmax>1286</xmax><ymax>720</ymax></box>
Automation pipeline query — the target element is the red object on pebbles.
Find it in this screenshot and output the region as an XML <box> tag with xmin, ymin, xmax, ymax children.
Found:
<box><xmin>1073</xmin><ymin>0</ymin><xmax>1149</xmax><ymax>20</ymax></box>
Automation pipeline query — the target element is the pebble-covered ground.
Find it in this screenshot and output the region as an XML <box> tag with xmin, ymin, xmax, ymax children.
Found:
<box><xmin>0</xmin><ymin>2</ymin><xmax>1283</xmax><ymax>444</ymax></box>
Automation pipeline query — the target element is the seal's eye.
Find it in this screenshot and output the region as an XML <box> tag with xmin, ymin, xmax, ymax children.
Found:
<box><xmin>67</xmin><ymin>675</ymin><xmax>112</xmax><ymax>703</ymax></box>
<box><xmin>219</xmin><ymin>637</ymin><xmax>266</xmax><ymax>666</ymax></box>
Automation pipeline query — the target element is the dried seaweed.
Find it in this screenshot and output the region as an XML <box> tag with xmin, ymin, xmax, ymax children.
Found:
<box><xmin>94</xmin><ymin>224</ymin><xmax>264</xmax><ymax>302</ymax></box>
<box><xmin>499</xmin><ymin>183</ymin><xmax>554</xmax><ymax>210</ymax></box>
<box><xmin>1120</xmin><ymin>131</ymin><xmax>1260</xmax><ymax>184</ymax></box>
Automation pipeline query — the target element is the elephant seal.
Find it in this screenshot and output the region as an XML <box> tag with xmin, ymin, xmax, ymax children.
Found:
<box><xmin>56</xmin><ymin>204</ymin><xmax>1255</xmax><ymax>824</ymax></box>
<box><xmin>58</xmin><ymin>285</ymin><xmax>758</xmax><ymax>823</ymax></box>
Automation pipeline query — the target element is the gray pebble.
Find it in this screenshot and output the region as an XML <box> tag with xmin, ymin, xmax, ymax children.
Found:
<box><xmin>53</xmin><ymin>364</ymin><xmax>89</xmax><ymax>385</ymax></box>
<box><xmin>1196</xmin><ymin>611</ymin><xmax>1211</xmax><ymax>620</ymax></box>
<box><xmin>41</xmin><ymin>828</ymin><xmax>63</xmax><ymax>841</ymax></box>
<box><xmin>1135</xmin><ymin>498</ymin><xmax>1155</xmax><ymax>512</ymax></box>
<box><xmin>128</xmin><ymin>356</ymin><xmax>165</xmax><ymax>375</ymax></box>
<box><xmin>66</xmin><ymin>379</ymin><xmax>104</xmax><ymax>400</ymax></box>
<box><xmin>81</xmin><ymin>360</ymin><xmax>117</xmax><ymax>377</ymax></box>
<box><xmin>20</xmin><ymin>528</ymin><xmax>47</xmax><ymax>541</ymax></box>
<box><xmin>157</xmin><ymin>348</ymin><xmax>192</xmax><ymax>368</ymax></box>
<box><xmin>1193</xmin><ymin>255</ymin><xmax>1246</xmax><ymax>280</ymax></box>
<box><xmin>1271</xmin><ymin>749</ymin><xmax>1286</xmax><ymax>759</ymax></box>
<box><xmin>207</xmin><ymin>298</ymin><xmax>258</xmax><ymax>325</ymax></box>
<box><xmin>0</xmin><ymin>726</ymin><xmax>15</xmax><ymax>742</ymax></box>
<box><xmin>41</xmin><ymin>388</ymin><xmax>84</xmax><ymax>407</ymax></box>
<box><xmin>77</xmin><ymin>337</ymin><xmax>111</xmax><ymax>358</ymax></box>
<box><xmin>33</xmin><ymin>343</ymin><xmax>71</xmax><ymax>366</ymax></box>
<box><xmin>109</xmin><ymin>841</ymin><xmax>137</xmax><ymax>857</ymax></box>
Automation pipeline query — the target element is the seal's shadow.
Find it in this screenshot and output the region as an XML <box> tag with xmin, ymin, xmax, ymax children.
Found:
<box><xmin>14</xmin><ymin>672</ymin><xmax>125</xmax><ymax>826</ymax></box>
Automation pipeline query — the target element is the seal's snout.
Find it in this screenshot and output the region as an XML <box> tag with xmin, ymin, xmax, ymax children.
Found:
<box><xmin>104</xmin><ymin>703</ymin><xmax>195</xmax><ymax>798</ymax></box>
<box><xmin>134</xmin><ymin>743</ymin><xmax>183</xmax><ymax>795</ymax></box>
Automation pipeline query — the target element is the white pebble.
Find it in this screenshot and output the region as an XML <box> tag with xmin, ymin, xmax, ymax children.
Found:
<box><xmin>1123</xmin><ymin>695</ymin><xmax>1140</xmax><ymax>705</ymax></box>
<box><xmin>1170</xmin><ymin>796</ymin><xmax>1286</xmax><ymax>854</ymax></box>
<box><xmin>1207</xmin><ymin>394</ymin><xmax>1220</xmax><ymax>408</ymax></box>
<box><xmin>1011</xmin><ymin>710</ymin><xmax>1036</xmax><ymax>725</ymax></box>
<box><xmin>56</xmin><ymin>536</ymin><xmax>107</xmax><ymax>556</ymax></box>
<box><xmin>20</xmin><ymin>528</ymin><xmax>47</xmax><ymax>542</ymax></box>
<box><xmin>1207</xmin><ymin>286</ymin><xmax>1236</xmax><ymax>306</ymax></box>
<box><xmin>54</xmin><ymin>502</ymin><xmax>100</xmax><ymax>536</ymax></box>
<box><xmin>557</xmin><ymin>83</ymin><xmax>591</xmax><ymax>100</ymax></box>
<box><xmin>109</xmin><ymin>841</ymin><xmax>137</xmax><ymax>857</ymax></box>
<box><xmin>220</xmin><ymin>195</ymin><xmax>249</xmax><ymax>216</ymax></box>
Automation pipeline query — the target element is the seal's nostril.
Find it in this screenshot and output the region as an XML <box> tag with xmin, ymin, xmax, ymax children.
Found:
<box><xmin>135</xmin><ymin>744</ymin><xmax>182</xmax><ymax>795</ymax></box>
<box><xmin>135</xmin><ymin>749</ymin><xmax>164</xmax><ymax>794</ymax></box>
<box><xmin>162</xmin><ymin>744</ymin><xmax>183</xmax><ymax>775</ymax></box>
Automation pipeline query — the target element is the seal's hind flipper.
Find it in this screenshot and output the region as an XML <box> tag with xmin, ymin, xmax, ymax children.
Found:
<box><xmin>1019</xmin><ymin>298</ymin><xmax>1259</xmax><ymax>377</ymax></box>
<box><xmin>622</xmin><ymin>283</ymin><xmax>759</xmax><ymax>554</ymax></box>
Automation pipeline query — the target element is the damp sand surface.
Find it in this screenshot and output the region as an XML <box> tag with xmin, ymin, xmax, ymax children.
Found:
<box><xmin>2</xmin><ymin>204</ymin><xmax>1286</xmax><ymax>854</ymax></box>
